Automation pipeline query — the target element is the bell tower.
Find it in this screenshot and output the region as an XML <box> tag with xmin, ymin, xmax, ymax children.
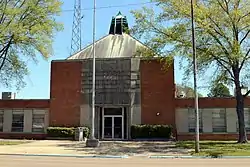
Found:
<box><xmin>109</xmin><ymin>11</ymin><xmax>129</xmax><ymax>35</ymax></box>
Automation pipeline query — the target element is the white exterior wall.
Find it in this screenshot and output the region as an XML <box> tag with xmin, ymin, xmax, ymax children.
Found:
<box><xmin>80</xmin><ymin>105</ymin><xmax>91</xmax><ymax>127</ymax></box>
<box><xmin>44</xmin><ymin>109</ymin><xmax>49</xmax><ymax>131</ymax></box>
<box><xmin>202</xmin><ymin>109</ymin><xmax>213</xmax><ymax>133</ymax></box>
<box><xmin>23</xmin><ymin>109</ymin><xmax>32</xmax><ymax>133</ymax></box>
<box><xmin>131</xmin><ymin>105</ymin><xmax>141</xmax><ymax>125</ymax></box>
<box><xmin>1</xmin><ymin>108</ymin><xmax>48</xmax><ymax>133</ymax></box>
<box><xmin>3</xmin><ymin>109</ymin><xmax>12</xmax><ymax>132</ymax></box>
<box><xmin>175</xmin><ymin>108</ymin><xmax>189</xmax><ymax>133</ymax></box>
<box><xmin>226</xmin><ymin>108</ymin><xmax>237</xmax><ymax>133</ymax></box>
<box><xmin>176</xmin><ymin>108</ymin><xmax>239</xmax><ymax>134</ymax></box>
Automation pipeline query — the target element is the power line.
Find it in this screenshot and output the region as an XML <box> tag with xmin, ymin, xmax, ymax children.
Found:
<box><xmin>62</xmin><ymin>1</ymin><xmax>155</xmax><ymax>12</ymax></box>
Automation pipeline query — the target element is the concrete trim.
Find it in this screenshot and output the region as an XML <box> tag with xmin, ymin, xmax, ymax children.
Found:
<box><xmin>149</xmin><ymin>155</ymin><xmax>250</xmax><ymax>159</ymax></box>
<box><xmin>24</xmin><ymin>110</ymin><xmax>32</xmax><ymax>133</ymax></box>
<box><xmin>51</xmin><ymin>59</ymin><xmax>83</xmax><ymax>62</ymax></box>
<box><xmin>80</xmin><ymin>105</ymin><xmax>91</xmax><ymax>127</ymax></box>
<box><xmin>3</xmin><ymin>110</ymin><xmax>12</xmax><ymax>132</ymax></box>
<box><xmin>226</xmin><ymin>108</ymin><xmax>237</xmax><ymax>133</ymax></box>
<box><xmin>175</xmin><ymin>109</ymin><xmax>189</xmax><ymax>133</ymax></box>
<box><xmin>202</xmin><ymin>109</ymin><xmax>212</xmax><ymax>133</ymax></box>
<box><xmin>130</xmin><ymin>105</ymin><xmax>141</xmax><ymax>125</ymax></box>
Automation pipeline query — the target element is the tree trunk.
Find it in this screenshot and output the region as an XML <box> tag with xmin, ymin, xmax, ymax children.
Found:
<box><xmin>235</xmin><ymin>76</ymin><xmax>248</xmax><ymax>143</ymax></box>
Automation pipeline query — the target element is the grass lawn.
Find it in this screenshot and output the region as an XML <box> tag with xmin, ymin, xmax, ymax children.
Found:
<box><xmin>176</xmin><ymin>141</ymin><xmax>250</xmax><ymax>156</ymax></box>
<box><xmin>0</xmin><ymin>140</ymin><xmax>29</xmax><ymax>146</ymax></box>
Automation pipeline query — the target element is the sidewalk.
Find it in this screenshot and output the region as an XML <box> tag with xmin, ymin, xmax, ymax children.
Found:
<box><xmin>0</xmin><ymin>140</ymin><xmax>83</xmax><ymax>155</ymax></box>
<box><xmin>0</xmin><ymin>140</ymin><xmax>191</xmax><ymax>156</ymax></box>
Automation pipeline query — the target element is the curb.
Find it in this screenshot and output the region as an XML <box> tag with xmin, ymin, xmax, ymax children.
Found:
<box><xmin>0</xmin><ymin>153</ymin><xmax>129</xmax><ymax>159</ymax></box>
<box><xmin>222</xmin><ymin>156</ymin><xmax>250</xmax><ymax>159</ymax></box>
<box><xmin>149</xmin><ymin>155</ymin><xmax>207</xmax><ymax>159</ymax></box>
<box><xmin>149</xmin><ymin>155</ymin><xmax>250</xmax><ymax>159</ymax></box>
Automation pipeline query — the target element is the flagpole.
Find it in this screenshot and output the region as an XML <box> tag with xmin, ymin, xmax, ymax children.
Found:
<box><xmin>191</xmin><ymin>0</ymin><xmax>200</xmax><ymax>153</ymax></box>
<box><xmin>91</xmin><ymin>0</ymin><xmax>96</xmax><ymax>140</ymax></box>
<box><xmin>86</xmin><ymin>0</ymin><xmax>99</xmax><ymax>147</ymax></box>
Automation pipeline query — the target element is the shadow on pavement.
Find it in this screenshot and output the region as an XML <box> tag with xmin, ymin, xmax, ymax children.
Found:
<box><xmin>57</xmin><ymin>141</ymin><xmax>190</xmax><ymax>155</ymax></box>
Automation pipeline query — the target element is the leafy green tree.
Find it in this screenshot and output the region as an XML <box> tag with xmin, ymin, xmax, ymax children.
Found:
<box><xmin>0</xmin><ymin>0</ymin><xmax>63</xmax><ymax>90</ymax></box>
<box><xmin>176</xmin><ymin>84</ymin><xmax>203</xmax><ymax>97</ymax></box>
<box><xmin>208</xmin><ymin>83</ymin><xmax>231</xmax><ymax>97</ymax></box>
<box><xmin>131</xmin><ymin>0</ymin><xmax>250</xmax><ymax>142</ymax></box>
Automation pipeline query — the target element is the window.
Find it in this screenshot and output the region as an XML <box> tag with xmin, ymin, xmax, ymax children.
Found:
<box><xmin>236</xmin><ymin>108</ymin><xmax>250</xmax><ymax>132</ymax></box>
<box><xmin>104</xmin><ymin>108</ymin><xmax>123</xmax><ymax>115</ymax></box>
<box><xmin>12</xmin><ymin>110</ymin><xmax>24</xmax><ymax>132</ymax></box>
<box><xmin>212</xmin><ymin>109</ymin><xmax>227</xmax><ymax>132</ymax></box>
<box><xmin>0</xmin><ymin>110</ymin><xmax>3</xmax><ymax>132</ymax></box>
<box><xmin>32</xmin><ymin>114</ymin><xmax>45</xmax><ymax>133</ymax></box>
<box><xmin>188</xmin><ymin>109</ymin><xmax>202</xmax><ymax>133</ymax></box>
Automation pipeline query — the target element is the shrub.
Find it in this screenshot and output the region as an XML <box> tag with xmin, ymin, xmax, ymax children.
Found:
<box><xmin>47</xmin><ymin>127</ymin><xmax>89</xmax><ymax>139</ymax></box>
<box><xmin>131</xmin><ymin>124</ymin><xmax>172</xmax><ymax>139</ymax></box>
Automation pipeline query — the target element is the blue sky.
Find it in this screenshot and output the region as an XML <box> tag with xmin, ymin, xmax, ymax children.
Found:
<box><xmin>2</xmin><ymin>0</ymin><xmax>213</xmax><ymax>99</ymax></box>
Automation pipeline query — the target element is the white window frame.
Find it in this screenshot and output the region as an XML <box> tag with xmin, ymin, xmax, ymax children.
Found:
<box><xmin>212</xmin><ymin>108</ymin><xmax>227</xmax><ymax>133</ymax></box>
<box><xmin>102</xmin><ymin>107</ymin><xmax>124</xmax><ymax>139</ymax></box>
<box><xmin>32</xmin><ymin>110</ymin><xmax>45</xmax><ymax>133</ymax></box>
<box><xmin>0</xmin><ymin>110</ymin><xmax>3</xmax><ymax>132</ymax></box>
<box><xmin>188</xmin><ymin>108</ymin><xmax>203</xmax><ymax>133</ymax></box>
<box><xmin>11</xmin><ymin>110</ymin><xmax>24</xmax><ymax>132</ymax></box>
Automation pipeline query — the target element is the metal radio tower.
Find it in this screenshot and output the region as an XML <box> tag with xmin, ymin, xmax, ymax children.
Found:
<box><xmin>70</xmin><ymin>0</ymin><xmax>82</xmax><ymax>55</ymax></box>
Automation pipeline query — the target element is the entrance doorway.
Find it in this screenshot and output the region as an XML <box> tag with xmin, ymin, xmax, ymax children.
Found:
<box><xmin>102</xmin><ymin>107</ymin><xmax>124</xmax><ymax>139</ymax></box>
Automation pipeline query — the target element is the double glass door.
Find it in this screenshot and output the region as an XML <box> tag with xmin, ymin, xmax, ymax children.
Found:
<box><xmin>103</xmin><ymin>116</ymin><xmax>123</xmax><ymax>139</ymax></box>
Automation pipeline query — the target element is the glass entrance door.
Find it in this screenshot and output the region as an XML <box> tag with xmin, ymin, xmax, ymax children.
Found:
<box><xmin>103</xmin><ymin>116</ymin><xmax>123</xmax><ymax>139</ymax></box>
<box><xmin>103</xmin><ymin>117</ymin><xmax>112</xmax><ymax>139</ymax></box>
<box><xmin>114</xmin><ymin>117</ymin><xmax>123</xmax><ymax>139</ymax></box>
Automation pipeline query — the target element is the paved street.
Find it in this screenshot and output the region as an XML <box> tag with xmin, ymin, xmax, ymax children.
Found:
<box><xmin>0</xmin><ymin>156</ymin><xmax>250</xmax><ymax>167</ymax></box>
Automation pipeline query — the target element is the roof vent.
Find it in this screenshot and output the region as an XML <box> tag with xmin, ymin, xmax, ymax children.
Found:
<box><xmin>1</xmin><ymin>92</ymin><xmax>16</xmax><ymax>100</ymax></box>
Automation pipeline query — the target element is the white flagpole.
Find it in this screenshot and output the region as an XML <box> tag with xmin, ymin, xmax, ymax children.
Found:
<box><xmin>91</xmin><ymin>0</ymin><xmax>96</xmax><ymax>140</ymax></box>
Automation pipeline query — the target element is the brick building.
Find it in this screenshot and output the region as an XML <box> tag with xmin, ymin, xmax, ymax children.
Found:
<box><xmin>0</xmin><ymin>12</ymin><xmax>250</xmax><ymax>140</ymax></box>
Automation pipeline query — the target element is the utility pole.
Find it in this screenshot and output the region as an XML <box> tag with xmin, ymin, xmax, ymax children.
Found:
<box><xmin>191</xmin><ymin>0</ymin><xmax>200</xmax><ymax>153</ymax></box>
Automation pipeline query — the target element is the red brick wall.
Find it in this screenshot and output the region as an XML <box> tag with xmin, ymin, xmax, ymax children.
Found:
<box><xmin>0</xmin><ymin>133</ymin><xmax>46</xmax><ymax>140</ymax></box>
<box><xmin>0</xmin><ymin>100</ymin><xmax>49</xmax><ymax>108</ymax></box>
<box><xmin>176</xmin><ymin>97</ymin><xmax>250</xmax><ymax>108</ymax></box>
<box><xmin>177</xmin><ymin>134</ymin><xmax>250</xmax><ymax>141</ymax></box>
<box><xmin>140</xmin><ymin>60</ymin><xmax>176</xmax><ymax>127</ymax></box>
<box><xmin>50</xmin><ymin>60</ymin><xmax>83</xmax><ymax>127</ymax></box>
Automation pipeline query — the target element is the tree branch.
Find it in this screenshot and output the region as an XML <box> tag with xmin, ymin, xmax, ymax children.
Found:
<box><xmin>238</xmin><ymin>12</ymin><xmax>250</xmax><ymax>22</ymax></box>
<box><xmin>244</xmin><ymin>90</ymin><xmax>250</xmax><ymax>97</ymax></box>
<box><xmin>239</xmin><ymin>48</ymin><xmax>250</xmax><ymax>71</ymax></box>
<box><xmin>0</xmin><ymin>45</ymin><xmax>8</xmax><ymax>55</ymax></box>
<box><xmin>207</xmin><ymin>30</ymin><xmax>231</xmax><ymax>57</ymax></box>
<box><xmin>206</xmin><ymin>15</ymin><xmax>232</xmax><ymax>48</ymax></box>
<box><xmin>197</xmin><ymin>45</ymin><xmax>235</xmax><ymax>80</ymax></box>
<box><xmin>0</xmin><ymin>44</ymin><xmax>11</xmax><ymax>70</ymax></box>
<box><xmin>217</xmin><ymin>0</ymin><xmax>239</xmax><ymax>41</ymax></box>
<box><xmin>212</xmin><ymin>54</ymin><xmax>235</xmax><ymax>80</ymax></box>
<box><xmin>240</xmin><ymin>30</ymin><xmax>250</xmax><ymax>45</ymax></box>
<box><xmin>0</xmin><ymin>35</ymin><xmax>13</xmax><ymax>70</ymax></box>
<box><xmin>240</xmin><ymin>25</ymin><xmax>250</xmax><ymax>32</ymax></box>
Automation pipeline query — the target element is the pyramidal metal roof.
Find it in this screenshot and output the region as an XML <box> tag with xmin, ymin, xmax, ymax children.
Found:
<box><xmin>67</xmin><ymin>33</ymin><xmax>147</xmax><ymax>60</ymax></box>
<box><xmin>67</xmin><ymin>12</ymin><xmax>150</xmax><ymax>60</ymax></box>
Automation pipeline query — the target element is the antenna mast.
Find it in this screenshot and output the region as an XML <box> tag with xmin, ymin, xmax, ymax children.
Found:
<box><xmin>70</xmin><ymin>0</ymin><xmax>82</xmax><ymax>55</ymax></box>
